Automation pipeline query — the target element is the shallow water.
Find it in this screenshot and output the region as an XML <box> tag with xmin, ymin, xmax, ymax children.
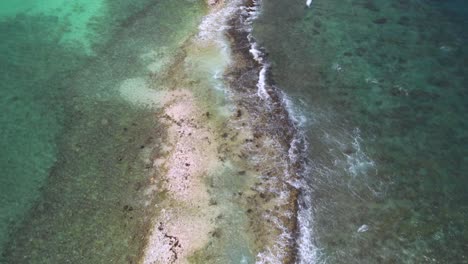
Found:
<box><xmin>253</xmin><ymin>0</ymin><xmax>467</xmax><ymax>263</ymax></box>
<box><xmin>1</xmin><ymin>0</ymin><xmax>292</xmax><ymax>262</ymax></box>
<box><xmin>0</xmin><ymin>0</ymin><xmax>206</xmax><ymax>262</ymax></box>
<box><xmin>1</xmin><ymin>0</ymin><xmax>466</xmax><ymax>263</ymax></box>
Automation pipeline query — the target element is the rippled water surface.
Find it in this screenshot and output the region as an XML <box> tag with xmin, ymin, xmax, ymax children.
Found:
<box><xmin>1</xmin><ymin>0</ymin><xmax>467</xmax><ymax>263</ymax></box>
<box><xmin>0</xmin><ymin>0</ymin><xmax>205</xmax><ymax>262</ymax></box>
<box><xmin>253</xmin><ymin>0</ymin><xmax>467</xmax><ymax>263</ymax></box>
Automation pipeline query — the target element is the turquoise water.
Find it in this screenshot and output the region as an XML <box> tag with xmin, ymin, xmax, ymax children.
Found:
<box><xmin>0</xmin><ymin>0</ymin><xmax>205</xmax><ymax>262</ymax></box>
<box><xmin>1</xmin><ymin>0</ymin><xmax>466</xmax><ymax>263</ymax></box>
<box><xmin>253</xmin><ymin>0</ymin><xmax>467</xmax><ymax>263</ymax></box>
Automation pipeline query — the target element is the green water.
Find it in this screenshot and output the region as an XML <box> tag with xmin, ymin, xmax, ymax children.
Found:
<box><xmin>0</xmin><ymin>0</ymin><xmax>205</xmax><ymax>262</ymax></box>
<box><xmin>2</xmin><ymin>0</ymin><xmax>467</xmax><ymax>262</ymax></box>
<box><xmin>253</xmin><ymin>0</ymin><xmax>467</xmax><ymax>263</ymax></box>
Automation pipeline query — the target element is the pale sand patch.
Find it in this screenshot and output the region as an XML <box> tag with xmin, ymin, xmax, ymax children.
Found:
<box><xmin>119</xmin><ymin>77</ymin><xmax>165</xmax><ymax>108</ymax></box>
<box><xmin>142</xmin><ymin>89</ymin><xmax>221</xmax><ymax>264</ymax></box>
<box><xmin>161</xmin><ymin>90</ymin><xmax>219</xmax><ymax>203</ymax></box>
<box><xmin>139</xmin><ymin>47</ymin><xmax>171</xmax><ymax>73</ymax></box>
<box><xmin>140</xmin><ymin>2</ymin><xmax>253</xmax><ymax>263</ymax></box>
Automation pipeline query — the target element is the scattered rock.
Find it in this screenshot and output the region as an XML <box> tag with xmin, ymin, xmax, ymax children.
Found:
<box><xmin>211</xmin><ymin>228</ymin><xmax>222</xmax><ymax>238</ymax></box>
<box><xmin>207</xmin><ymin>0</ymin><xmax>219</xmax><ymax>6</ymax></box>
<box><xmin>209</xmin><ymin>199</ymin><xmax>217</xmax><ymax>206</ymax></box>
<box><xmin>343</xmin><ymin>147</ymin><xmax>355</xmax><ymax>155</ymax></box>
<box><xmin>123</xmin><ymin>205</ymin><xmax>134</xmax><ymax>212</ymax></box>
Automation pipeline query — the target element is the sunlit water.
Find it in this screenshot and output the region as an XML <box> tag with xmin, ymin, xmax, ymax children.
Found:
<box><xmin>0</xmin><ymin>0</ymin><xmax>206</xmax><ymax>262</ymax></box>
<box><xmin>1</xmin><ymin>0</ymin><xmax>467</xmax><ymax>263</ymax></box>
<box><xmin>253</xmin><ymin>0</ymin><xmax>467</xmax><ymax>263</ymax></box>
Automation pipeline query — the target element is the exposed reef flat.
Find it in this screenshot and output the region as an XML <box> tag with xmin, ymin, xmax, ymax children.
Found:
<box><xmin>140</xmin><ymin>1</ymin><xmax>237</xmax><ymax>263</ymax></box>
<box><xmin>139</xmin><ymin>0</ymin><xmax>304</xmax><ymax>263</ymax></box>
<box><xmin>222</xmin><ymin>0</ymin><xmax>304</xmax><ymax>262</ymax></box>
<box><xmin>142</xmin><ymin>89</ymin><xmax>222</xmax><ymax>263</ymax></box>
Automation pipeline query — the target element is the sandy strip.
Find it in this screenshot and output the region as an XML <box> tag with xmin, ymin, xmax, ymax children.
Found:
<box><xmin>139</xmin><ymin>1</ymin><xmax>236</xmax><ymax>263</ymax></box>
<box><xmin>142</xmin><ymin>89</ymin><xmax>222</xmax><ymax>264</ymax></box>
<box><xmin>140</xmin><ymin>0</ymin><xmax>302</xmax><ymax>262</ymax></box>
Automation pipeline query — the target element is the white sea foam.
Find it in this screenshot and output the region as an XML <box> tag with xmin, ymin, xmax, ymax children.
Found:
<box><xmin>282</xmin><ymin>94</ymin><xmax>320</xmax><ymax>264</ymax></box>
<box><xmin>241</xmin><ymin>0</ymin><xmax>274</xmax><ymax>101</ymax></box>
<box><xmin>194</xmin><ymin>0</ymin><xmax>243</xmax><ymax>104</ymax></box>
<box><xmin>322</xmin><ymin>127</ymin><xmax>377</xmax><ymax>179</ymax></box>
<box><xmin>239</xmin><ymin>1</ymin><xmax>323</xmax><ymax>263</ymax></box>
<box><xmin>197</xmin><ymin>0</ymin><xmax>239</xmax><ymax>43</ymax></box>
<box><xmin>357</xmin><ymin>224</ymin><xmax>369</xmax><ymax>233</ymax></box>
<box><xmin>249</xmin><ymin>41</ymin><xmax>264</xmax><ymax>63</ymax></box>
<box><xmin>256</xmin><ymin>213</ymin><xmax>293</xmax><ymax>264</ymax></box>
<box><xmin>257</xmin><ymin>65</ymin><xmax>270</xmax><ymax>99</ymax></box>
<box><xmin>251</xmin><ymin>97</ymin><xmax>321</xmax><ymax>264</ymax></box>
<box><xmin>286</xmin><ymin>112</ymin><xmax>321</xmax><ymax>264</ymax></box>
<box><xmin>297</xmin><ymin>181</ymin><xmax>321</xmax><ymax>264</ymax></box>
<box><xmin>345</xmin><ymin>129</ymin><xmax>376</xmax><ymax>177</ymax></box>
<box><xmin>248</xmin><ymin>40</ymin><xmax>271</xmax><ymax>100</ymax></box>
<box><xmin>282</xmin><ymin>94</ymin><xmax>309</xmax><ymax>134</ymax></box>
<box><xmin>241</xmin><ymin>0</ymin><xmax>262</xmax><ymax>31</ymax></box>
<box><xmin>256</xmin><ymin>248</ymin><xmax>283</xmax><ymax>264</ymax></box>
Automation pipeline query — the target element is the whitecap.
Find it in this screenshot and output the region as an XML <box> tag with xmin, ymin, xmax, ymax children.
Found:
<box><xmin>257</xmin><ymin>65</ymin><xmax>270</xmax><ymax>100</ymax></box>
<box><xmin>357</xmin><ymin>224</ymin><xmax>369</xmax><ymax>233</ymax></box>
